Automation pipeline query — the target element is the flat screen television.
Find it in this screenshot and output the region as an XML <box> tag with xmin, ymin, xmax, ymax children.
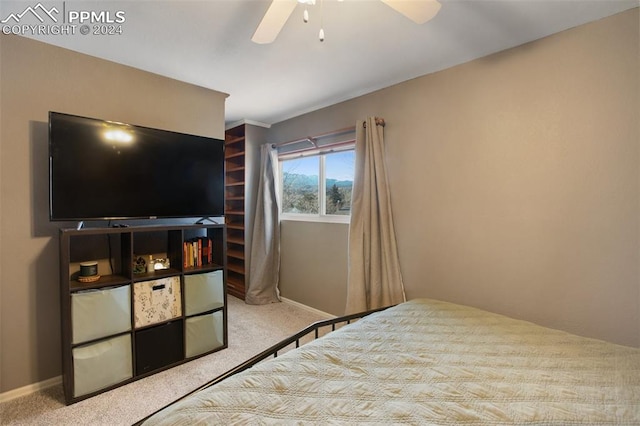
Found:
<box><xmin>49</xmin><ymin>111</ymin><xmax>225</xmax><ymax>221</ymax></box>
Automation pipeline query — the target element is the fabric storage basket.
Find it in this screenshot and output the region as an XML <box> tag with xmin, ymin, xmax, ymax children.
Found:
<box><xmin>185</xmin><ymin>311</ymin><xmax>224</xmax><ymax>358</ymax></box>
<box><xmin>134</xmin><ymin>276</ymin><xmax>181</xmax><ymax>328</ymax></box>
<box><xmin>71</xmin><ymin>285</ymin><xmax>131</xmax><ymax>344</ymax></box>
<box><xmin>184</xmin><ymin>270</ymin><xmax>224</xmax><ymax>316</ymax></box>
<box><xmin>72</xmin><ymin>334</ymin><xmax>132</xmax><ymax>397</ymax></box>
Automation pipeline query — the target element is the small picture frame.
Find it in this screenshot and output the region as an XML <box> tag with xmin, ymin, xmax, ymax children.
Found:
<box><xmin>133</xmin><ymin>256</ymin><xmax>147</xmax><ymax>275</ymax></box>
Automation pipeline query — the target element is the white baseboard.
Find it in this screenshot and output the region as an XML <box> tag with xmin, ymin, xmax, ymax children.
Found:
<box><xmin>0</xmin><ymin>375</ymin><xmax>61</xmax><ymax>403</ymax></box>
<box><xmin>280</xmin><ymin>297</ymin><xmax>335</xmax><ymax>320</ymax></box>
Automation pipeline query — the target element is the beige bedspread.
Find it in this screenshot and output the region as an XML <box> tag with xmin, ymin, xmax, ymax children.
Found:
<box><xmin>143</xmin><ymin>298</ymin><xmax>640</xmax><ymax>425</ymax></box>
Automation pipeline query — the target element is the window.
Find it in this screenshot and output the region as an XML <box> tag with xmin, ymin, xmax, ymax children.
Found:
<box><xmin>280</xmin><ymin>148</ymin><xmax>355</xmax><ymax>222</ymax></box>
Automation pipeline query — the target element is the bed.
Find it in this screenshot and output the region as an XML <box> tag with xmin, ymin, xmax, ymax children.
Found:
<box><xmin>140</xmin><ymin>298</ymin><xmax>640</xmax><ymax>425</ymax></box>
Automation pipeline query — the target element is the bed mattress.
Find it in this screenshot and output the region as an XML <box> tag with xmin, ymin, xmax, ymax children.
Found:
<box><xmin>143</xmin><ymin>298</ymin><xmax>640</xmax><ymax>425</ymax></box>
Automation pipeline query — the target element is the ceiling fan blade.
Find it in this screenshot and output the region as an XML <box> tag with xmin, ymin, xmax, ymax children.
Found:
<box><xmin>251</xmin><ymin>0</ymin><xmax>298</xmax><ymax>44</ymax></box>
<box><xmin>380</xmin><ymin>0</ymin><xmax>441</xmax><ymax>25</ymax></box>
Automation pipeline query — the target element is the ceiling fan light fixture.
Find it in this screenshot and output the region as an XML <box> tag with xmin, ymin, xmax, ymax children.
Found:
<box><xmin>251</xmin><ymin>0</ymin><xmax>298</xmax><ymax>44</ymax></box>
<box><xmin>300</xmin><ymin>0</ymin><xmax>314</xmax><ymax>24</ymax></box>
<box><xmin>380</xmin><ymin>0</ymin><xmax>441</xmax><ymax>25</ymax></box>
<box><xmin>252</xmin><ymin>0</ymin><xmax>440</xmax><ymax>45</ymax></box>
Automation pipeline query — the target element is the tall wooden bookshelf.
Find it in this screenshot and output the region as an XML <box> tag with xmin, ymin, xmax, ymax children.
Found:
<box><xmin>224</xmin><ymin>125</ymin><xmax>247</xmax><ymax>299</ymax></box>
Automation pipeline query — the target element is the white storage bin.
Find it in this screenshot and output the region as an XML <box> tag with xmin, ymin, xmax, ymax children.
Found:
<box><xmin>72</xmin><ymin>285</ymin><xmax>131</xmax><ymax>344</ymax></box>
<box><xmin>73</xmin><ymin>334</ymin><xmax>132</xmax><ymax>397</ymax></box>
<box><xmin>185</xmin><ymin>311</ymin><xmax>224</xmax><ymax>358</ymax></box>
<box><xmin>134</xmin><ymin>276</ymin><xmax>181</xmax><ymax>328</ymax></box>
<box><xmin>184</xmin><ymin>271</ymin><xmax>224</xmax><ymax>316</ymax></box>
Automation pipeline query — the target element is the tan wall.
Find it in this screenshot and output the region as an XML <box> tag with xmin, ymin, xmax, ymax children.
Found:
<box><xmin>269</xmin><ymin>9</ymin><xmax>640</xmax><ymax>346</ymax></box>
<box><xmin>279</xmin><ymin>221</ymin><xmax>349</xmax><ymax>315</ymax></box>
<box><xmin>0</xmin><ymin>35</ymin><xmax>227</xmax><ymax>392</ymax></box>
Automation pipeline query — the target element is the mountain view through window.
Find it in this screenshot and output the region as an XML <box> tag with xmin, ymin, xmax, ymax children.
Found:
<box><xmin>281</xmin><ymin>150</ymin><xmax>354</xmax><ymax>217</ymax></box>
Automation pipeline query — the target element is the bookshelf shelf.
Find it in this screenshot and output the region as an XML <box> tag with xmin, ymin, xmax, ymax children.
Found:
<box><xmin>225</xmin><ymin>151</ymin><xmax>245</xmax><ymax>160</ymax></box>
<box><xmin>226</xmin><ymin>166</ymin><xmax>245</xmax><ymax>173</ymax></box>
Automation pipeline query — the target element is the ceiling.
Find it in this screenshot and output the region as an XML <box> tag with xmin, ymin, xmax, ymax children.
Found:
<box><xmin>7</xmin><ymin>0</ymin><xmax>638</xmax><ymax>126</ymax></box>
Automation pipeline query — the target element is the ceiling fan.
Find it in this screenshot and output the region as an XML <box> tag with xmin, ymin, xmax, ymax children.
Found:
<box><xmin>252</xmin><ymin>0</ymin><xmax>442</xmax><ymax>44</ymax></box>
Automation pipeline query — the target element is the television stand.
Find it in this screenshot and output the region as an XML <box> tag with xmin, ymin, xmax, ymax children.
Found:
<box><xmin>195</xmin><ymin>217</ymin><xmax>219</xmax><ymax>225</ymax></box>
<box><xmin>58</xmin><ymin>223</ymin><xmax>228</xmax><ymax>404</ymax></box>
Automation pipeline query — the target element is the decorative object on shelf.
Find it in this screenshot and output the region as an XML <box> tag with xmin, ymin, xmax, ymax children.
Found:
<box><xmin>78</xmin><ymin>261</ymin><xmax>100</xmax><ymax>283</ymax></box>
<box><xmin>133</xmin><ymin>256</ymin><xmax>172</xmax><ymax>274</ymax></box>
<box><xmin>77</xmin><ymin>274</ymin><xmax>101</xmax><ymax>283</ymax></box>
<box><xmin>152</xmin><ymin>258</ymin><xmax>170</xmax><ymax>270</ymax></box>
<box><xmin>133</xmin><ymin>256</ymin><xmax>147</xmax><ymax>275</ymax></box>
<box><xmin>79</xmin><ymin>261</ymin><xmax>98</xmax><ymax>277</ymax></box>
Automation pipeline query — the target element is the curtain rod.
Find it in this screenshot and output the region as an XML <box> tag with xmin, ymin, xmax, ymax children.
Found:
<box><xmin>272</xmin><ymin>125</ymin><xmax>356</xmax><ymax>149</ymax></box>
<box><xmin>271</xmin><ymin>118</ymin><xmax>385</xmax><ymax>151</ymax></box>
<box><xmin>278</xmin><ymin>139</ymin><xmax>356</xmax><ymax>159</ymax></box>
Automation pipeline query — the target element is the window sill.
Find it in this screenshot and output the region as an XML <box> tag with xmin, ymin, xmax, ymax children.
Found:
<box><xmin>280</xmin><ymin>214</ymin><xmax>350</xmax><ymax>224</ymax></box>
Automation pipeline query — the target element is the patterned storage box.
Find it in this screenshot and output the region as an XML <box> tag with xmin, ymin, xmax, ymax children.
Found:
<box><xmin>133</xmin><ymin>276</ymin><xmax>181</xmax><ymax>328</ymax></box>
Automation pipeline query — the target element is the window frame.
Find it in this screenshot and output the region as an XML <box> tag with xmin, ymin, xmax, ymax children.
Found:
<box><xmin>278</xmin><ymin>145</ymin><xmax>355</xmax><ymax>224</ymax></box>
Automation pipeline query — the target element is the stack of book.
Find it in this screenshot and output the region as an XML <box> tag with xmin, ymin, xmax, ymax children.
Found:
<box><xmin>183</xmin><ymin>237</ymin><xmax>213</xmax><ymax>268</ymax></box>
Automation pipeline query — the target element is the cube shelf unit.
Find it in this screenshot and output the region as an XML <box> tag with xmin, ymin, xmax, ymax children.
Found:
<box><xmin>224</xmin><ymin>124</ymin><xmax>247</xmax><ymax>299</ymax></box>
<box><xmin>59</xmin><ymin>223</ymin><xmax>227</xmax><ymax>404</ymax></box>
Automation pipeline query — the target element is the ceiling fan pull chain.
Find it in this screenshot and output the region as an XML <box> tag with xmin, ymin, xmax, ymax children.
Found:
<box><xmin>319</xmin><ymin>0</ymin><xmax>324</xmax><ymax>42</ymax></box>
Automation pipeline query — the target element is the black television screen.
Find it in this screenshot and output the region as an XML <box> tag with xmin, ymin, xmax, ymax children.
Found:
<box><xmin>49</xmin><ymin>112</ymin><xmax>225</xmax><ymax>221</ymax></box>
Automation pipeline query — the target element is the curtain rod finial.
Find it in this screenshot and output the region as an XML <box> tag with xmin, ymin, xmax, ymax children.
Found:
<box><xmin>363</xmin><ymin>117</ymin><xmax>386</xmax><ymax>128</ymax></box>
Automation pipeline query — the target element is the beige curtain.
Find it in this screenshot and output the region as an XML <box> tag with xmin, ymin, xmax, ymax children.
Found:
<box><xmin>346</xmin><ymin>117</ymin><xmax>406</xmax><ymax>313</ymax></box>
<box><xmin>246</xmin><ymin>144</ymin><xmax>281</xmax><ymax>305</ymax></box>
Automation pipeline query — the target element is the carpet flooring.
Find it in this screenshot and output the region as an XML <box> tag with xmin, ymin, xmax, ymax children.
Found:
<box><xmin>0</xmin><ymin>296</ymin><xmax>328</xmax><ymax>425</ymax></box>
